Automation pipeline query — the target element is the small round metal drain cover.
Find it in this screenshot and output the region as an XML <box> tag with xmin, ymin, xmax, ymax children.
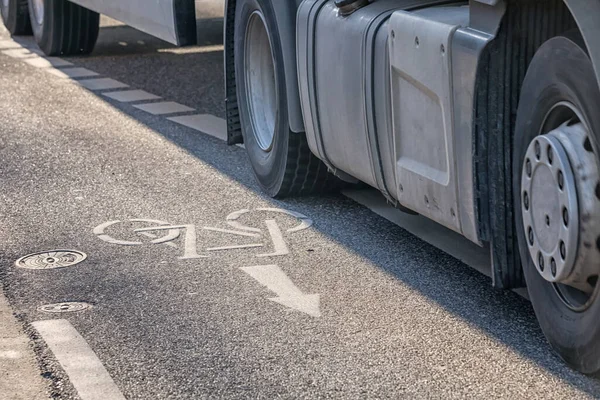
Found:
<box><xmin>15</xmin><ymin>250</ymin><xmax>87</xmax><ymax>270</ymax></box>
<box><xmin>37</xmin><ymin>302</ymin><xmax>91</xmax><ymax>314</ymax></box>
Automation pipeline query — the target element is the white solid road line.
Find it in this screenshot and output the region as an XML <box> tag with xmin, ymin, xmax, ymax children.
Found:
<box><xmin>32</xmin><ymin>319</ymin><xmax>126</xmax><ymax>400</ymax></box>
<box><xmin>133</xmin><ymin>101</ymin><xmax>195</xmax><ymax>115</ymax></box>
<box><xmin>79</xmin><ymin>78</ymin><xmax>129</xmax><ymax>91</ymax></box>
<box><xmin>257</xmin><ymin>219</ymin><xmax>289</xmax><ymax>257</ymax></box>
<box><xmin>167</xmin><ymin>114</ymin><xmax>227</xmax><ymax>141</ymax></box>
<box><xmin>23</xmin><ymin>56</ymin><xmax>73</xmax><ymax>68</ymax></box>
<box><xmin>46</xmin><ymin>67</ymin><xmax>99</xmax><ymax>79</ymax></box>
<box><xmin>103</xmin><ymin>89</ymin><xmax>161</xmax><ymax>103</ymax></box>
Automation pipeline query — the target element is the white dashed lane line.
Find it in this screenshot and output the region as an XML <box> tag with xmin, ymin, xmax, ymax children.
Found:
<box><xmin>133</xmin><ymin>101</ymin><xmax>195</xmax><ymax>115</ymax></box>
<box><xmin>168</xmin><ymin>114</ymin><xmax>228</xmax><ymax>141</ymax></box>
<box><xmin>46</xmin><ymin>67</ymin><xmax>100</xmax><ymax>79</ymax></box>
<box><xmin>103</xmin><ymin>89</ymin><xmax>161</xmax><ymax>102</ymax></box>
<box><xmin>32</xmin><ymin>319</ymin><xmax>127</xmax><ymax>400</ymax></box>
<box><xmin>23</xmin><ymin>57</ymin><xmax>73</xmax><ymax>68</ymax></box>
<box><xmin>78</xmin><ymin>78</ymin><xmax>129</xmax><ymax>91</ymax></box>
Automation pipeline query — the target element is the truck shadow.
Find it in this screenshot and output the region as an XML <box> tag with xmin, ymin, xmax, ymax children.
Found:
<box><xmin>87</xmin><ymin>17</ymin><xmax>223</xmax><ymax>57</ymax></box>
<box><xmin>15</xmin><ymin>19</ymin><xmax>600</xmax><ymax>396</ymax></box>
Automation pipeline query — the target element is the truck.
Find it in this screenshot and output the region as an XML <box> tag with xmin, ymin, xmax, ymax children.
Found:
<box><xmin>2</xmin><ymin>0</ymin><xmax>600</xmax><ymax>375</ymax></box>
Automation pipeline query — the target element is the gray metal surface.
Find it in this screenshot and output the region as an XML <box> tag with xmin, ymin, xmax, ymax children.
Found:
<box><xmin>451</xmin><ymin>0</ymin><xmax>505</xmax><ymax>244</ymax></box>
<box><xmin>38</xmin><ymin>302</ymin><xmax>92</xmax><ymax>313</ymax></box>
<box><xmin>521</xmin><ymin>134</ymin><xmax>579</xmax><ymax>283</ymax></box>
<box><xmin>224</xmin><ymin>0</ymin><xmax>304</xmax><ymax>147</ymax></box>
<box><xmin>32</xmin><ymin>0</ymin><xmax>44</xmax><ymax>26</ymax></box>
<box><xmin>69</xmin><ymin>0</ymin><xmax>180</xmax><ymax>44</ymax></box>
<box><xmin>297</xmin><ymin>1</ymin><xmax>494</xmax><ymax>243</ymax></box>
<box><xmin>297</xmin><ymin>0</ymin><xmax>404</xmax><ymax>189</ymax></box>
<box><xmin>468</xmin><ymin>0</ymin><xmax>506</xmax><ymax>35</ymax></box>
<box><xmin>540</xmin><ymin>114</ymin><xmax>600</xmax><ymax>293</ymax></box>
<box><xmin>270</xmin><ymin>0</ymin><xmax>305</xmax><ymax>134</ymax></box>
<box><xmin>388</xmin><ymin>7</ymin><xmax>467</xmax><ymax>233</ymax></box>
<box><xmin>244</xmin><ymin>11</ymin><xmax>276</xmax><ymax>151</ymax></box>
<box><xmin>15</xmin><ymin>250</ymin><xmax>87</xmax><ymax>270</ymax></box>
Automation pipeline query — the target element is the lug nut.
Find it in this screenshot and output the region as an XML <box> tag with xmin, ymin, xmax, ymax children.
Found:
<box><xmin>562</xmin><ymin>207</ymin><xmax>569</xmax><ymax>227</ymax></box>
<box><xmin>526</xmin><ymin>159</ymin><xmax>532</xmax><ymax>177</ymax></box>
<box><xmin>535</xmin><ymin>141</ymin><xmax>541</xmax><ymax>160</ymax></box>
<box><xmin>560</xmin><ymin>241</ymin><xmax>566</xmax><ymax>260</ymax></box>
<box><xmin>538</xmin><ymin>253</ymin><xmax>545</xmax><ymax>271</ymax></box>
<box><xmin>558</xmin><ymin>170</ymin><xmax>564</xmax><ymax>190</ymax></box>
<box><xmin>528</xmin><ymin>227</ymin><xmax>534</xmax><ymax>245</ymax></box>
<box><xmin>523</xmin><ymin>191</ymin><xmax>530</xmax><ymax>210</ymax></box>
<box><xmin>547</xmin><ymin>146</ymin><xmax>553</xmax><ymax>164</ymax></box>
<box><xmin>551</xmin><ymin>258</ymin><xmax>557</xmax><ymax>277</ymax></box>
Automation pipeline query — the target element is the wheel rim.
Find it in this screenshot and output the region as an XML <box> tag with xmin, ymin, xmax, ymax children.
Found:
<box><xmin>2</xmin><ymin>0</ymin><xmax>9</xmax><ymax>10</ymax></box>
<box><xmin>521</xmin><ymin>101</ymin><xmax>600</xmax><ymax>311</ymax></box>
<box><xmin>244</xmin><ymin>11</ymin><xmax>277</xmax><ymax>152</ymax></box>
<box><xmin>32</xmin><ymin>0</ymin><xmax>44</xmax><ymax>26</ymax></box>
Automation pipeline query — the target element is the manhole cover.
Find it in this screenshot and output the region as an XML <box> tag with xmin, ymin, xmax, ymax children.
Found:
<box><xmin>37</xmin><ymin>302</ymin><xmax>91</xmax><ymax>314</ymax></box>
<box><xmin>15</xmin><ymin>250</ymin><xmax>87</xmax><ymax>270</ymax></box>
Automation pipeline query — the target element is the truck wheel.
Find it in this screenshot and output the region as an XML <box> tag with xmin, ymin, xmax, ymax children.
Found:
<box><xmin>1</xmin><ymin>0</ymin><xmax>31</xmax><ymax>35</ymax></box>
<box><xmin>513</xmin><ymin>35</ymin><xmax>600</xmax><ymax>374</ymax></box>
<box><xmin>28</xmin><ymin>0</ymin><xmax>99</xmax><ymax>56</ymax></box>
<box><xmin>234</xmin><ymin>0</ymin><xmax>333</xmax><ymax>198</ymax></box>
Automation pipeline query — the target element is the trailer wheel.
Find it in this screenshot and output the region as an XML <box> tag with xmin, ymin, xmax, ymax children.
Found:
<box><xmin>514</xmin><ymin>35</ymin><xmax>600</xmax><ymax>375</ymax></box>
<box><xmin>1</xmin><ymin>0</ymin><xmax>31</xmax><ymax>35</ymax></box>
<box><xmin>28</xmin><ymin>0</ymin><xmax>99</xmax><ymax>56</ymax></box>
<box><xmin>234</xmin><ymin>0</ymin><xmax>334</xmax><ymax>198</ymax></box>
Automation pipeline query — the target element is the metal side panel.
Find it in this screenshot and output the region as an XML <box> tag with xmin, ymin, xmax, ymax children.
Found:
<box><xmin>297</xmin><ymin>0</ymin><xmax>453</xmax><ymax>187</ymax></box>
<box><xmin>451</xmin><ymin>28</ymin><xmax>493</xmax><ymax>245</ymax></box>
<box><xmin>389</xmin><ymin>10</ymin><xmax>461</xmax><ymax>232</ymax></box>
<box><xmin>69</xmin><ymin>0</ymin><xmax>195</xmax><ymax>46</ymax></box>
<box><xmin>297</xmin><ymin>0</ymin><xmax>329</xmax><ymax>167</ymax></box>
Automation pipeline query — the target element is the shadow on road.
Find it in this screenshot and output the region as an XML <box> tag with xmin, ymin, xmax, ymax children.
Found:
<box><xmin>7</xmin><ymin>18</ymin><xmax>600</xmax><ymax>397</ymax></box>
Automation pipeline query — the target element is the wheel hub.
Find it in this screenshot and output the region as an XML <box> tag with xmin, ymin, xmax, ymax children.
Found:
<box><xmin>522</xmin><ymin>113</ymin><xmax>600</xmax><ymax>294</ymax></box>
<box><xmin>32</xmin><ymin>0</ymin><xmax>44</xmax><ymax>26</ymax></box>
<box><xmin>244</xmin><ymin>11</ymin><xmax>277</xmax><ymax>152</ymax></box>
<box><xmin>522</xmin><ymin>133</ymin><xmax>579</xmax><ymax>282</ymax></box>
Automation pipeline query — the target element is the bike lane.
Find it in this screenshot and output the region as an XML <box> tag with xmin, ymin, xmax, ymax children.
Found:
<box><xmin>1</xmin><ymin>25</ymin><xmax>599</xmax><ymax>400</ymax></box>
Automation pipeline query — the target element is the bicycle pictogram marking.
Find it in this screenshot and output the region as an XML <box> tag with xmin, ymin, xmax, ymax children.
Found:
<box><xmin>93</xmin><ymin>208</ymin><xmax>313</xmax><ymax>260</ymax></box>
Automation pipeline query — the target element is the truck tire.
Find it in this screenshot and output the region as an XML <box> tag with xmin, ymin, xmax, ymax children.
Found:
<box><xmin>513</xmin><ymin>34</ymin><xmax>600</xmax><ymax>375</ymax></box>
<box><xmin>1</xmin><ymin>0</ymin><xmax>31</xmax><ymax>35</ymax></box>
<box><xmin>28</xmin><ymin>0</ymin><xmax>99</xmax><ymax>56</ymax></box>
<box><xmin>234</xmin><ymin>0</ymin><xmax>334</xmax><ymax>198</ymax></box>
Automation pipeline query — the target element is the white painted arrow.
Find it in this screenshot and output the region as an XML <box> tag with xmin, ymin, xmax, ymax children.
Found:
<box><xmin>240</xmin><ymin>265</ymin><xmax>321</xmax><ymax>318</ymax></box>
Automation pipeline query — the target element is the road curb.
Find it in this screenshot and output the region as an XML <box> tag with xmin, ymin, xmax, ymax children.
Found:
<box><xmin>0</xmin><ymin>288</ymin><xmax>49</xmax><ymax>400</ymax></box>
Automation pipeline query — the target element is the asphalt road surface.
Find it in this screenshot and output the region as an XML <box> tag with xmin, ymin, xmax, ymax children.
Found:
<box><xmin>1</xmin><ymin>11</ymin><xmax>600</xmax><ymax>400</ymax></box>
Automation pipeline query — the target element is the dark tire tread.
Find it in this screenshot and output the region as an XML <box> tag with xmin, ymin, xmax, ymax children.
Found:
<box><xmin>1</xmin><ymin>0</ymin><xmax>31</xmax><ymax>35</ymax></box>
<box><xmin>34</xmin><ymin>0</ymin><xmax>99</xmax><ymax>56</ymax></box>
<box><xmin>276</xmin><ymin>132</ymin><xmax>340</xmax><ymax>198</ymax></box>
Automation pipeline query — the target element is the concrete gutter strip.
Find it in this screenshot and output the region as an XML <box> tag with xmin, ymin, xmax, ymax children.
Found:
<box><xmin>0</xmin><ymin>288</ymin><xmax>49</xmax><ymax>400</ymax></box>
